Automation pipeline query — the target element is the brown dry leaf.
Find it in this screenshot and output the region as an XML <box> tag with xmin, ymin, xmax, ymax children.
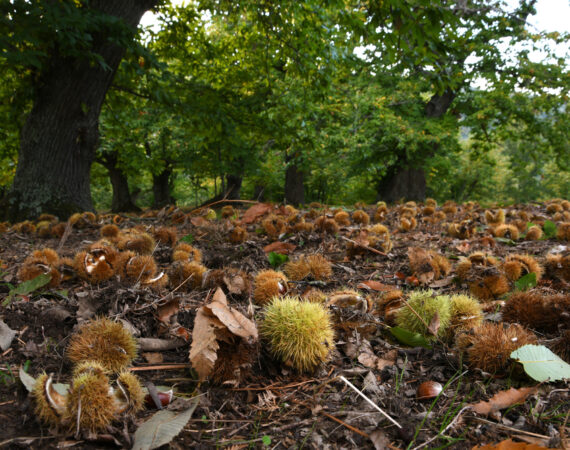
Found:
<box><xmin>173</xmin><ymin>325</ymin><xmax>191</xmax><ymax>341</ymax></box>
<box><xmin>472</xmin><ymin>438</ymin><xmax>548</xmax><ymax>449</ymax></box>
<box><xmin>263</xmin><ymin>241</ymin><xmax>297</xmax><ymax>254</ymax></box>
<box><xmin>456</xmin><ymin>242</ymin><xmax>471</xmax><ymax>254</ymax></box>
<box><xmin>357</xmin><ymin>280</ymin><xmax>393</xmax><ymax>292</ymax></box>
<box><xmin>376</xmin><ymin>349</ymin><xmax>397</xmax><ymax>370</ymax></box>
<box><xmin>157</xmin><ymin>298</ymin><xmax>180</xmax><ymax>324</ymax></box>
<box><xmin>471</xmin><ymin>386</ymin><xmax>538</xmax><ymax>416</ymax></box>
<box><xmin>205</xmin><ymin>288</ymin><xmax>258</xmax><ymax>341</ymax></box>
<box><xmin>241</xmin><ymin>203</ymin><xmax>273</xmax><ymax>224</ymax></box>
<box><xmin>369</xmin><ymin>429</ymin><xmax>391</xmax><ymax>450</ymax></box>
<box><xmin>190</xmin><ymin>216</ymin><xmax>208</xmax><ymax>227</ymax></box>
<box><xmin>358</xmin><ymin>351</ymin><xmax>378</xmax><ymax>369</ymax></box>
<box><xmin>222</xmin><ymin>272</ymin><xmax>248</xmax><ymax>295</ymax></box>
<box><xmin>427</xmin><ymin>310</ymin><xmax>440</xmax><ymax>336</ymax></box>
<box><xmin>418</xmin><ymin>270</ymin><xmax>436</xmax><ymax>284</ymax></box>
<box><xmin>189</xmin><ymin>306</ymin><xmax>224</xmax><ymax>380</ymax></box>
<box><xmin>142</xmin><ymin>352</ymin><xmax>164</xmax><ymax>364</ymax></box>
<box><xmin>429</xmin><ymin>277</ymin><xmax>454</xmax><ymax>288</ymax></box>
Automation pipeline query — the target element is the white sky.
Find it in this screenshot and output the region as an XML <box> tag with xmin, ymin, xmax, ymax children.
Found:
<box><xmin>141</xmin><ymin>0</ymin><xmax>570</xmax><ymax>34</ymax></box>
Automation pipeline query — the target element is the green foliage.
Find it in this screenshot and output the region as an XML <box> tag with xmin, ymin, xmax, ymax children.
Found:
<box><xmin>514</xmin><ymin>272</ymin><xmax>538</xmax><ymax>292</ymax></box>
<box><xmin>388</xmin><ymin>326</ymin><xmax>432</xmax><ymax>349</ymax></box>
<box><xmin>2</xmin><ymin>273</ymin><xmax>52</xmax><ymax>306</ymax></box>
<box><xmin>511</xmin><ymin>345</ymin><xmax>570</xmax><ymax>382</ymax></box>
<box><xmin>267</xmin><ymin>252</ymin><xmax>288</xmax><ymax>269</ymax></box>
<box><xmin>543</xmin><ymin>220</ymin><xmax>558</xmax><ymax>239</ymax></box>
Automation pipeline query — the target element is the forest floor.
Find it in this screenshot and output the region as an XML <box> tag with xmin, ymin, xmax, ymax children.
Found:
<box><xmin>0</xmin><ymin>200</ymin><xmax>568</xmax><ymax>450</ymax></box>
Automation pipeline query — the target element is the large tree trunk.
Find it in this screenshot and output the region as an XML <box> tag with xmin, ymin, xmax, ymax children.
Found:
<box><xmin>199</xmin><ymin>173</ymin><xmax>243</xmax><ymax>207</ymax></box>
<box><xmin>376</xmin><ymin>89</ymin><xmax>456</xmax><ymax>203</ymax></box>
<box><xmin>376</xmin><ymin>166</ymin><xmax>426</xmax><ymax>203</ymax></box>
<box><xmin>98</xmin><ymin>154</ymin><xmax>140</xmax><ymax>213</ymax></box>
<box><xmin>1</xmin><ymin>1</ymin><xmax>156</xmax><ymax>222</ymax></box>
<box><xmin>152</xmin><ymin>168</ymin><xmax>175</xmax><ymax>209</ymax></box>
<box><xmin>285</xmin><ymin>161</ymin><xmax>305</xmax><ymax>206</ymax></box>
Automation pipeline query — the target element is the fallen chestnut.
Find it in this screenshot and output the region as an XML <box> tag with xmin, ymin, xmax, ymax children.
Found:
<box><xmin>416</xmin><ymin>381</ymin><xmax>443</xmax><ymax>400</ymax></box>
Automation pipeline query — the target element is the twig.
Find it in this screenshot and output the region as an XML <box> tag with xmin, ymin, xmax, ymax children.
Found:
<box><xmin>411</xmin><ymin>405</ymin><xmax>470</xmax><ymax>450</ymax></box>
<box><xmin>130</xmin><ymin>363</ymin><xmax>192</xmax><ymax>372</ymax></box>
<box><xmin>321</xmin><ymin>411</ymin><xmax>369</xmax><ymax>438</ymax></box>
<box><xmin>340</xmin><ymin>236</ymin><xmax>387</xmax><ymax>256</ymax></box>
<box><xmin>56</xmin><ymin>220</ymin><xmax>73</xmax><ymax>253</ymax></box>
<box><xmin>467</xmin><ymin>415</ymin><xmax>552</xmax><ymax>440</ymax></box>
<box><xmin>339</xmin><ymin>376</ymin><xmax>402</xmax><ymax>429</ymax></box>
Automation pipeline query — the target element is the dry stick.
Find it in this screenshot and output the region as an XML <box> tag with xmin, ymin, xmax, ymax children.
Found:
<box><xmin>467</xmin><ymin>416</ymin><xmax>552</xmax><ymax>440</ymax></box>
<box><xmin>321</xmin><ymin>411</ymin><xmax>369</xmax><ymax>439</ymax></box>
<box><xmin>339</xmin><ymin>376</ymin><xmax>402</xmax><ymax>429</ymax></box>
<box><xmin>339</xmin><ymin>236</ymin><xmax>387</xmax><ymax>256</ymax></box>
<box><xmin>130</xmin><ymin>363</ymin><xmax>192</xmax><ymax>372</ymax></box>
<box><xmin>56</xmin><ymin>220</ymin><xmax>73</xmax><ymax>253</ymax></box>
<box><xmin>560</xmin><ymin>410</ymin><xmax>569</xmax><ymax>450</ymax></box>
<box><xmin>411</xmin><ymin>405</ymin><xmax>471</xmax><ymax>450</ymax></box>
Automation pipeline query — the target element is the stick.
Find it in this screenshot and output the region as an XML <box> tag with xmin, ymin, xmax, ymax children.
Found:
<box><xmin>339</xmin><ymin>376</ymin><xmax>402</xmax><ymax>429</ymax></box>
<box><xmin>340</xmin><ymin>236</ymin><xmax>387</xmax><ymax>256</ymax></box>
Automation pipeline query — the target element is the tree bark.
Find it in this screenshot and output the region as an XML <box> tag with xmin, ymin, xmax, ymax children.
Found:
<box><xmin>376</xmin><ymin>89</ymin><xmax>456</xmax><ymax>203</ymax></box>
<box><xmin>1</xmin><ymin>1</ymin><xmax>156</xmax><ymax>221</ymax></box>
<box><xmin>152</xmin><ymin>168</ymin><xmax>175</xmax><ymax>209</ymax></box>
<box><xmin>285</xmin><ymin>161</ymin><xmax>305</xmax><ymax>206</ymax></box>
<box><xmin>98</xmin><ymin>154</ymin><xmax>140</xmax><ymax>213</ymax></box>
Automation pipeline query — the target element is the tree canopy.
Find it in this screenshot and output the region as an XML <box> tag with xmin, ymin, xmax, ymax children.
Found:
<box><xmin>1</xmin><ymin>0</ymin><xmax>568</xmax><ymax>219</ymax></box>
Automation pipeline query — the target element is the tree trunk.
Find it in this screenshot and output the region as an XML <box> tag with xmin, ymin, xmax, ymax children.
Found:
<box><xmin>1</xmin><ymin>1</ymin><xmax>156</xmax><ymax>221</ymax></box>
<box><xmin>376</xmin><ymin>89</ymin><xmax>456</xmax><ymax>203</ymax></box>
<box><xmin>98</xmin><ymin>154</ymin><xmax>140</xmax><ymax>213</ymax></box>
<box><xmin>285</xmin><ymin>162</ymin><xmax>305</xmax><ymax>205</ymax></box>
<box><xmin>152</xmin><ymin>168</ymin><xmax>175</xmax><ymax>209</ymax></box>
<box><xmin>199</xmin><ymin>173</ymin><xmax>243</xmax><ymax>207</ymax></box>
<box><xmin>376</xmin><ymin>165</ymin><xmax>426</xmax><ymax>203</ymax></box>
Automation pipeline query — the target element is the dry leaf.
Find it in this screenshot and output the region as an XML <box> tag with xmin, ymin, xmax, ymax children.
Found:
<box><xmin>143</xmin><ymin>352</ymin><xmax>164</xmax><ymax>364</ymax></box>
<box><xmin>241</xmin><ymin>203</ymin><xmax>273</xmax><ymax>224</ymax></box>
<box><xmin>157</xmin><ymin>298</ymin><xmax>180</xmax><ymax>324</ymax></box>
<box><xmin>222</xmin><ymin>272</ymin><xmax>249</xmax><ymax>296</ymax></box>
<box><xmin>376</xmin><ymin>349</ymin><xmax>397</xmax><ymax>370</ymax></box>
<box><xmin>429</xmin><ymin>277</ymin><xmax>454</xmax><ymax>288</ymax></box>
<box><xmin>472</xmin><ymin>438</ymin><xmax>548</xmax><ymax>449</ymax></box>
<box><xmin>471</xmin><ymin>386</ymin><xmax>538</xmax><ymax>416</ymax></box>
<box><xmin>190</xmin><ymin>216</ymin><xmax>208</xmax><ymax>227</ymax></box>
<box><xmin>206</xmin><ymin>289</ymin><xmax>258</xmax><ymax>341</ymax></box>
<box><xmin>358</xmin><ymin>351</ymin><xmax>378</xmax><ymax>368</ymax></box>
<box><xmin>357</xmin><ymin>280</ymin><xmax>393</xmax><ymax>292</ymax></box>
<box><xmin>263</xmin><ymin>241</ymin><xmax>297</xmax><ymax>254</ymax></box>
<box><xmin>190</xmin><ymin>288</ymin><xmax>258</xmax><ymax>381</ymax></box>
<box><xmin>189</xmin><ymin>307</ymin><xmax>224</xmax><ymax>380</ymax></box>
<box><xmin>369</xmin><ymin>429</ymin><xmax>391</xmax><ymax>450</ymax></box>
<box><xmin>427</xmin><ymin>310</ymin><xmax>440</xmax><ymax>336</ymax></box>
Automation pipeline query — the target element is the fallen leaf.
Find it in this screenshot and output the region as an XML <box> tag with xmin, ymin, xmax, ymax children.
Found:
<box><xmin>189</xmin><ymin>307</ymin><xmax>223</xmax><ymax>380</ymax></box>
<box><xmin>157</xmin><ymin>299</ymin><xmax>180</xmax><ymax>324</ymax></box>
<box><xmin>358</xmin><ymin>351</ymin><xmax>378</xmax><ymax>368</ymax></box>
<box><xmin>472</xmin><ymin>438</ymin><xmax>548</xmax><ymax>449</ymax></box>
<box><xmin>429</xmin><ymin>277</ymin><xmax>454</xmax><ymax>288</ymax></box>
<box><xmin>190</xmin><ymin>216</ymin><xmax>208</xmax><ymax>227</ymax></box>
<box><xmin>376</xmin><ymin>349</ymin><xmax>397</xmax><ymax>370</ymax></box>
<box><xmin>427</xmin><ymin>310</ymin><xmax>440</xmax><ymax>336</ymax></box>
<box><xmin>357</xmin><ymin>280</ymin><xmax>393</xmax><ymax>292</ymax></box>
<box><xmin>369</xmin><ymin>429</ymin><xmax>391</xmax><ymax>449</ymax></box>
<box><xmin>206</xmin><ymin>289</ymin><xmax>258</xmax><ymax>341</ymax></box>
<box><xmin>142</xmin><ymin>352</ymin><xmax>164</xmax><ymax>364</ymax></box>
<box><xmin>263</xmin><ymin>241</ymin><xmax>297</xmax><ymax>254</ymax></box>
<box><xmin>0</xmin><ymin>320</ymin><xmax>17</xmax><ymax>351</ymax></box>
<box><xmin>132</xmin><ymin>398</ymin><xmax>199</xmax><ymax>450</ymax></box>
<box><xmin>241</xmin><ymin>203</ymin><xmax>273</xmax><ymax>224</ymax></box>
<box><xmin>222</xmin><ymin>272</ymin><xmax>249</xmax><ymax>296</ymax></box>
<box><xmin>471</xmin><ymin>386</ymin><xmax>538</xmax><ymax>416</ymax></box>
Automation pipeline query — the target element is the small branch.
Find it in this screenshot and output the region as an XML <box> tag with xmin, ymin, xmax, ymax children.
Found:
<box><xmin>321</xmin><ymin>411</ymin><xmax>369</xmax><ymax>439</ymax></box>
<box><xmin>340</xmin><ymin>236</ymin><xmax>387</xmax><ymax>256</ymax></box>
<box><xmin>339</xmin><ymin>376</ymin><xmax>402</xmax><ymax>429</ymax></box>
<box><xmin>411</xmin><ymin>405</ymin><xmax>470</xmax><ymax>450</ymax></box>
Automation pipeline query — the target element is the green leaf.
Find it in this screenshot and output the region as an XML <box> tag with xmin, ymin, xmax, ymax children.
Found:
<box><xmin>388</xmin><ymin>326</ymin><xmax>432</xmax><ymax>349</ymax></box>
<box><xmin>494</xmin><ymin>237</ymin><xmax>516</xmax><ymax>246</ymax></box>
<box><xmin>262</xmin><ymin>435</ymin><xmax>272</xmax><ymax>446</ymax></box>
<box><xmin>510</xmin><ymin>344</ymin><xmax>570</xmax><ymax>382</ymax></box>
<box><xmin>3</xmin><ymin>274</ymin><xmax>52</xmax><ymax>306</ymax></box>
<box><xmin>179</xmin><ymin>234</ymin><xmax>194</xmax><ymax>244</ymax></box>
<box><xmin>267</xmin><ymin>252</ymin><xmax>288</xmax><ymax>268</ymax></box>
<box><xmin>514</xmin><ymin>272</ymin><xmax>537</xmax><ymax>291</ymax></box>
<box><xmin>543</xmin><ymin>220</ymin><xmax>557</xmax><ymax>239</ymax></box>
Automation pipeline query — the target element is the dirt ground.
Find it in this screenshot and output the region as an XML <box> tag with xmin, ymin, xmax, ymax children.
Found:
<box><xmin>0</xmin><ymin>201</ymin><xmax>568</xmax><ymax>449</ymax></box>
